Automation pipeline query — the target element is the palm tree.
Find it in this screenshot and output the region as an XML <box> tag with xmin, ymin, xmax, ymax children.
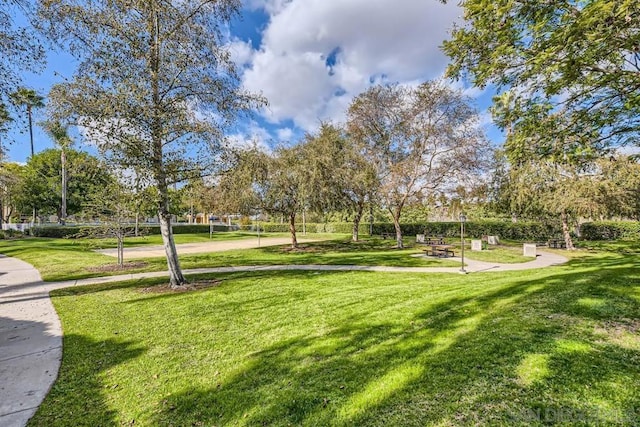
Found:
<box><xmin>10</xmin><ymin>87</ymin><xmax>44</xmax><ymax>158</ymax></box>
<box><xmin>44</xmin><ymin>121</ymin><xmax>72</xmax><ymax>225</ymax></box>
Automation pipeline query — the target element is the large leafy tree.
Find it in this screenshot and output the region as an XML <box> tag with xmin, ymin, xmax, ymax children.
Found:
<box><xmin>255</xmin><ymin>146</ymin><xmax>306</xmax><ymax>248</ymax></box>
<box><xmin>40</xmin><ymin>0</ymin><xmax>264</xmax><ymax>287</ymax></box>
<box><xmin>216</xmin><ymin>145</ymin><xmax>307</xmax><ymax>248</ymax></box>
<box><xmin>16</xmin><ymin>148</ymin><xmax>113</xmax><ymax>219</ymax></box>
<box><xmin>10</xmin><ymin>87</ymin><xmax>44</xmax><ymax>157</ymax></box>
<box><xmin>496</xmin><ymin>155</ymin><xmax>640</xmax><ymax>248</ymax></box>
<box><xmin>347</xmin><ymin>80</ymin><xmax>488</xmax><ymax>248</ymax></box>
<box><xmin>302</xmin><ymin>123</ymin><xmax>378</xmax><ymax>242</ymax></box>
<box><xmin>443</xmin><ymin>0</ymin><xmax>640</xmax><ymax>151</ymax></box>
<box><xmin>0</xmin><ymin>162</ymin><xmax>24</xmax><ymax>225</ymax></box>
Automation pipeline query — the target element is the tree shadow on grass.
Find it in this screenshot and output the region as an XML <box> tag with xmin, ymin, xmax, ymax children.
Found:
<box><xmin>141</xmin><ymin>261</ymin><xmax>640</xmax><ymax>426</ymax></box>
<box><xmin>28</xmin><ymin>334</ymin><xmax>146</xmax><ymax>427</ymax></box>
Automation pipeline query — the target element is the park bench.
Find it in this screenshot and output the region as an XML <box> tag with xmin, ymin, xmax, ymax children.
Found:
<box><xmin>380</xmin><ymin>232</ymin><xmax>394</xmax><ymax>239</ymax></box>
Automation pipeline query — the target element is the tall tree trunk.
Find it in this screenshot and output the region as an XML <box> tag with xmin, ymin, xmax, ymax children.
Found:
<box><xmin>60</xmin><ymin>148</ymin><xmax>67</xmax><ymax>225</ymax></box>
<box><xmin>159</xmin><ymin>205</ymin><xmax>185</xmax><ymax>287</ymax></box>
<box><xmin>561</xmin><ymin>210</ymin><xmax>575</xmax><ymax>250</ymax></box>
<box><xmin>289</xmin><ymin>212</ymin><xmax>298</xmax><ymax>248</ymax></box>
<box><xmin>352</xmin><ymin>200</ymin><xmax>365</xmax><ymax>242</ymax></box>
<box><xmin>117</xmin><ymin>233</ymin><xmax>124</xmax><ymax>267</ymax></box>
<box><xmin>135</xmin><ymin>211</ymin><xmax>140</xmax><ymax>237</ymax></box>
<box><xmin>390</xmin><ymin>202</ymin><xmax>405</xmax><ymax>248</ymax></box>
<box><xmin>150</xmin><ymin>7</ymin><xmax>185</xmax><ymax>288</ymax></box>
<box><xmin>389</xmin><ymin>204</ymin><xmax>404</xmax><ymax>248</ymax></box>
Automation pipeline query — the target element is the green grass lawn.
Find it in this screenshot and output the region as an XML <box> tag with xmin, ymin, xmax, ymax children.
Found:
<box><xmin>84</xmin><ymin>231</ymin><xmax>335</xmax><ymax>248</ymax></box>
<box><xmin>28</xmin><ymin>243</ymin><xmax>640</xmax><ymax>426</ymax></box>
<box><xmin>0</xmin><ymin>236</ymin><xmax>463</xmax><ymax>281</ymax></box>
<box><xmin>462</xmin><ymin>245</ymin><xmax>532</xmax><ymax>264</ymax></box>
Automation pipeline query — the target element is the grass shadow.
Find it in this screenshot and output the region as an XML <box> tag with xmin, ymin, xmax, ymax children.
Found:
<box><xmin>29</xmin><ymin>333</ymin><xmax>146</xmax><ymax>426</ymax></box>
<box><xmin>142</xmin><ymin>263</ymin><xmax>640</xmax><ymax>425</ymax></box>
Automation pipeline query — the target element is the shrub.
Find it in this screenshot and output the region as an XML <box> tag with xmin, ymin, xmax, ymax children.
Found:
<box><xmin>258</xmin><ymin>222</ymin><xmax>368</xmax><ymax>235</ymax></box>
<box><xmin>372</xmin><ymin>221</ymin><xmax>558</xmax><ymax>241</ymax></box>
<box><xmin>580</xmin><ymin>221</ymin><xmax>640</xmax><ymax>240</ymax></box>
<box><xmin>1</xmin><ymin>229</ymin><xmax>25</xmax><ymax>239</ymax></box>
<box><xmin>28</xmin><ymin>223</ymin><xmax>239</xmax><ymax>238</ymax></box>
<box><xmin>29</xmin><ymin>226</ymin><xmax>84</xmax><ymax>238</ymax></box>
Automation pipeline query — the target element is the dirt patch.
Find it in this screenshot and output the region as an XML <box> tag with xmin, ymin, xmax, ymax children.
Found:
<box><xmin>598</xmin><ymin>319</ymin><xmax>640</xmax><ymax>335</ymax></box>
<box><xmin>88</xmin><ymin>261</ymin><xmax>149</xmax><ymax>273</ymax></box>
<box><xmin>141</xmin><ymin>279</ymin><xmax>222</xmax><ymax>294</ymax></box>
<box><xmin>279</xmin><ymin>244</ymin><xmax>318</xmax><ymax>253</ymax></box>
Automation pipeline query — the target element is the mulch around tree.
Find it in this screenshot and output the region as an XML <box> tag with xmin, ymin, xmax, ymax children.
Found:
<box><xmin>141</xmin><ymin>279</ymin><xmax>222</xmax><ymax>294</ymax></box>
<box><xmin>88</xmin><ymin>261</ymin><xmax>148</xmax><ymax>273</ymax></box>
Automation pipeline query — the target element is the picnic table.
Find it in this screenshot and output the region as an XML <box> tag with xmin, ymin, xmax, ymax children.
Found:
<box><xmin>547</xmin><ymin>238</ymin><xmax>567</xmax><ymax>249</ymax></box>
<box><xmin>423</xmin><ymin>244</ymin><xmax>455</xmax><ymax>258</ymax></box>
<box><xmin>425</xmin><ymin>236</ymin><xmax>445</xmax><ymax>245</ymax></box>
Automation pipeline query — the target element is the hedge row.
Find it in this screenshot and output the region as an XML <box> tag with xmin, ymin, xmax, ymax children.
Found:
<box><xmin>371</xmin><ymin>221</ymin><xmax>560</xmax><ymax>241</ymax></box>
<box><xmin>28</xmin><ymin>224</ymin><xmax>238</xmax><ymax>238</ymax></box>
<box><xmin>254</xmin><ymin>221</ymin><xmax>559</xmax><ymax>240</ymax></box>
<box><xmin>27</xmin><ymin>220</ymin><xmax>640</xmax><ymax>241</ymax></box>
<box><xmin>0</xmin><ymin>229</ymin><xmax>25</xmax><ymax>239</ymax></box>
<box><xmin>580</xmin><ymin>221</ymin><xmax>640</xmax><ymax>240</ymax></box>
<box><xmin>255</xmin><ymin>222</ymin><xmax>369</xmax><ymax>234</ymax></box>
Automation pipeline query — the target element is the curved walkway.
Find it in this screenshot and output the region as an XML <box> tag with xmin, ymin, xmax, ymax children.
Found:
<box><xmin>0</xmin><ymin>251</ymin><xmax>567</xmax><ymax>426</ymax></box>
<box><xmin>95</xmin><ymin>237</ymin><xmax>325</xmax><ymax>259</ymax></box>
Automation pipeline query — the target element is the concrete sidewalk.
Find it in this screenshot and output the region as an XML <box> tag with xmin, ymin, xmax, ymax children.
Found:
<box><xmin>0</xmin><ymin>250</ymin><xmax>568</xmax><ymax>426</ymax></box>
<box><xmin>95</xmin><ymin>236</ymin><xmax>325</xmax><ymax>259</ymax></box>
<box><xmin>0</xmin><ymin>256</ymin><xmax>60</xmax><ymax>427</ymax></box>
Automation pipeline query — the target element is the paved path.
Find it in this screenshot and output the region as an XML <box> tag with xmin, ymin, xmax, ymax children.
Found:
<box><xmin>0</xmin><ymin>256</ymin><xmax>61</xmax><ymax>427</ymax></box>
<box><xmin>0</xmin><ymin>250</ymin><xmax>567</xmax><ymax>426</ymax></box>
<box><xmin>95</xmin><ymin>237</ymin><xmax>324</xmax><ymax>259</ymax></box>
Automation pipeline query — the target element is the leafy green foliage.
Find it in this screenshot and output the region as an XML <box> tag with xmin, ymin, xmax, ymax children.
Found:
<box><xmin>29</xmin><ymin>224</ymin><xmax>238</xmax><ymax>238</ymax></box>
<box><xmin>259</xmin><ymin>222</ymin><xmax>370</xmax><ymax>235</ymax></box>
<box><xmin>40</xmin><ymin>0</ymin><xmax>265</xmax><ymax>286</ymax></box>
<box><xmin>580</xmin><ymin>221</ymin><xmax>640</xmax><ymax>240</ymax></box>
<box><xmin>16</xmin><ymin>148</ymin><xmax>112</xmax><ymax>218</ymax></box>
<box><xmin>372</xmin><ymin>220</ymin><xmax>559</xmax><ymax>241</ymax></box>
<box><xmin>0</xmin><ymin>161</ymin><xmax>23</xmax><ymax>222</ymax></box>
<box><xmin>444</xmin><ymin>0</ymin><xmax>640</xmax><ymax>149</ymax></box>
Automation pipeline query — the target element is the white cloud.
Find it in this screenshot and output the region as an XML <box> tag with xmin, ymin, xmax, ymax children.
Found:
<box><xmin>276</xmin><ymin>127</ymin><xmax>294</xmax><ymax>141</ymax></box>
<box><xmin>246</xmin><ymin>0</ymin><xmax>292</xmax><ymax>15</ymax></box>
<box><xmin>225</xmin><ymin>120</ymin><xmax>272</xmax><ymax>152</ymax></box>
<box><xmin>227</xmin><ymin>38</ymin><xmax>255</xmax><ymax>68</ymax></box>
<box><xmin>478</xmin><ymin>109</ymin><xmax>495</xmax><ymax>129</ymax></box>
<box><xmin>241</xmin><ymin>0</ymin><xmax>461</xmax><ymax>132</ymax></box>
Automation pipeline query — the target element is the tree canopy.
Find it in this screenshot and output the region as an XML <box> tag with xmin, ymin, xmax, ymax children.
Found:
<box><xmin>443</xmin><ymin>0</ymin><xmax>640</xmax><ymax>152</ymax></box>
<box><xmin>347</xmin><ymin>80</ymin><xmax>488</xmax><ymax>248</ymax></box>
<box><xmin>40</xmin><ymin>0</ymin><xmax>264</xmax><ymax>287</ymax></box>
<box><xmin>16</xmin><ymin>148</ymin><xmax>112</xmax><ymax>219</ymax></box>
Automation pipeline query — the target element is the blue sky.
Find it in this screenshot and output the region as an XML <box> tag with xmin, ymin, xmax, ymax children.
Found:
<box><xmin>4</xmin><ymin>0</ymin><xmax>503</xmax><ymax>163</ymax></box>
